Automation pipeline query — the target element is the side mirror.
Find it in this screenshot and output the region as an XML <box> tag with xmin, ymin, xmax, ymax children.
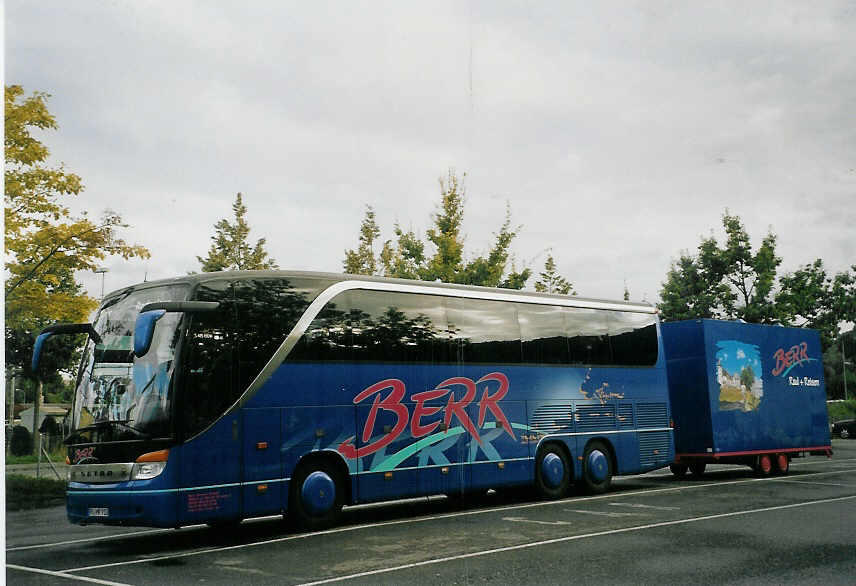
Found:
<box><xmin>32</xmin><ymin>324</ymin><xmax>102</xmax><ymax>373</ymax></box>
<box><xmin>133</xmin><ymin>301</ymin><xmax>220</xmax><ymax>358</ymax></box>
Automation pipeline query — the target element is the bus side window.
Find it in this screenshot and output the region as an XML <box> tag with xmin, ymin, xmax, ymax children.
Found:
<box><xmin>518</xmin><ymin>304</ymin><xmax>569</xmax><ymax>365</ymax></box>
<box><xmin>446</xmin><ymin>298</ymin><xmax>522</xmax><ymax>365</ymax></box>
<box><xmin>181</xmin><ymin>280</ymin><xmax>237</xmax><ymax>439</ymax></box>
<box><xmin>233</xmin><ymin>278</ymin><xmax>321</xmax><ymax>388</ymax></box>
<box><xmin>566</xmin><ymin>307</ymin><xmax>612</xmax><ymax>366</ymax></box>
<box><xmin>608</xmin><ymin>311</ymin><xmax>658</xmax><ymax>367</ymax></box>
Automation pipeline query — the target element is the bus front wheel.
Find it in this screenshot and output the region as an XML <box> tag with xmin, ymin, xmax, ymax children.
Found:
<box><xmin>535</xmin><ymin>444</ymin><xmax>571</xmax><ymax>499</ymax></box>
<box><xmin>582</xmin><ymin>441</ymin><xmax>613</xmax><ymax>495</ymax></box>
<box><xmin>669</xmin><ymin>463</ymin><xmax>688</xmax><ymax>478</ymax></box>
<box><xmin>289</xmin><ymin>461</ymin><xmax>344</xmax><ymax>530</ymax></box>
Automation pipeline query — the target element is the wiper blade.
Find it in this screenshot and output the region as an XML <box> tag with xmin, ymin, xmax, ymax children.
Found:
<box><xmin>65</xmin><ymin>419</ymin><xmax>151</xmax><ymax>442</ymax></box>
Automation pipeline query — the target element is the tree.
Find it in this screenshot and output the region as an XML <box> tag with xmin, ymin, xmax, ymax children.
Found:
<box><xmin>343</xmin><ymin>205</ymin><xmax>381</xmax><ymax>275</ymax></box>
<box><xmin>659</xmin><ymin>212</ymin><xmax>780</xmax><ymax>323</ymax></box>
<box><xmin>534</xmin><ymin>253</ymin><xmax>574</xmax><ymax>295</ymax></box>
<box><xmin>197</xmin><ymin>192</ymin><xmax>278</xmax><ymax>272</ymax></box>
<box><xmin>349</xmin><ymin>169</ymin><xmax>533</xmax><ymax>289</ymax></box>
<box><xmin>5</xmin><ymin>85</ymin><xmax>150</xmax><ymax>378</ymax></box>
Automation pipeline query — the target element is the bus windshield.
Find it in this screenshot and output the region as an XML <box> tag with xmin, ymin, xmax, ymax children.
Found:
<box><xmin>69</xmin><ymin>284</ymin><xmax>188</xmax><ymax>444</ymax></box>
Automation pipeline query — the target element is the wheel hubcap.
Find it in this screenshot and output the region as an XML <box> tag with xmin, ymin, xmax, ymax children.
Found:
<box><xmin>301</xmin><ymin>471</ymin><xmax>336</xmax><ymax>516</ymax></box>
<box><xmin>587</xmin><ymin>449</ymin><xmax>609</xmax><ymax>482</ymax></box>
<box><xmin>542</xmin><ymin>453</ymin><xmax>564</xmax><ymax>488</ymax></box>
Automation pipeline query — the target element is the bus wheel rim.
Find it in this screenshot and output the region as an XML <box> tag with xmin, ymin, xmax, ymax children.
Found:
<box><xmin>587</xmin><ymin>450</ymin><xmax>609</xmax><ymax>483</ymax></box>
<box><xmin>541</xmin><ymin>452</ymin><xmax>564</xmax><ymax>488</ymax></box>
<box><xmin>776</xmin><ymin>454</ymin><xmax>788</xmax><ymax>471</ymax></box>
<box><xmin>760</xmin><ymin>455</ymin><xmax>772</xmax><ymax>474</ymax></box>
<box><xmin>301</xmin><ymin>471</ymin><xmax>336</xmax><ymax>516</ymax></box>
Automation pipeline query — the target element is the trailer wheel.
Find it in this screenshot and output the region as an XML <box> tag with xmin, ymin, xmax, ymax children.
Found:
<box><xmin>689</xmin><ymin>463</ymin><xmax>706</xmax><ymax>477</ymax></box>
<box><xmin>581</xmin><ymin>441</ymin><xmax>613</xmax><ymax>495</ymax></box>
<box><xmin>755</xmin><ymin>454</ymin><xmax>773</xmax><ymax>476</ymax></box>
<box><xmin>535</xmin><ymin>444</ymin><xmax>571</xmax><ymax>499</ymax></box>
<box><xmin>774</xmin><ymin>453</ymin><xmax>789</xmax><ymax>475</ymax></box>
<box><xmin>289</xmin><ymin>461</ymin><xmax>344</xmax><ymax>530</ymax></box>
<box><xmin>669</xmin><ymin>464</ymin><xmax>688</xmax><ymax>478</ymax></box>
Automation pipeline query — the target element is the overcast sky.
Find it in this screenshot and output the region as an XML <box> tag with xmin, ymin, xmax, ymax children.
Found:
<box><xmin>7</xmin><ymin>1</ymin><xmax>855</xmax><ymax>305</ymax></box>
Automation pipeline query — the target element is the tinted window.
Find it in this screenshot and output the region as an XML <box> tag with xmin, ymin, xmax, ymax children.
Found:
<box><xmin>234</xmin><ymin>277</ymin><xmax>330</xmax><ymax>390</ymax></box>
<box><xmin>446</xmin><ymin>298</ymin><xmax>521</xmax><ymax>364</ymax></box>
<box><xmin>181</xmin><ymin>280</ymin><xmax>237</xmax><ymax>438</ymax></box>
<box><xmin>566</xmin><ymin>307</ymin><xmax>611</xmax><ymax>366</ymax></box>
<box><xmin>518</xmin><ymin>304</ymin><xmax>569</xmax><ymax>364</ymax></box>
<box><xmin>289</xmin><ymin>290</ymin><xmax>451</xmax><ymax>364</ymax></box>
<box><xmin>608</xmin><ymin>311</ymin><xmax>658</xmax><ymax>366</ymax></box>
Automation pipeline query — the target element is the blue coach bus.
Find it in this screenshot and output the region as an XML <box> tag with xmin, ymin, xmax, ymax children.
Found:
<box><xmin>33</xmin><ymin>271</ymin><xmax>674</xmax><ymax>529</ymax></box>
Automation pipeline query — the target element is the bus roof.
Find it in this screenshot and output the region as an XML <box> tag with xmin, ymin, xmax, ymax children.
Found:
<box><xmin>100</xmin><ymin>270</ymin><xmax>656</xmax><ymax>314</ymax></box>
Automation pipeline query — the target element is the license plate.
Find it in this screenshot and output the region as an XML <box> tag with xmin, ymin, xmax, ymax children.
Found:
<box><xmin>88</xmin><ymin>507</ymin><xmax>109</xmax><ymax>518</ymax></box>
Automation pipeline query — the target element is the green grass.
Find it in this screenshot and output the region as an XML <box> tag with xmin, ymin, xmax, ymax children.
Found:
<box><xmin>5</xmin><ymin>474</ymin><xmax>66</xmax><ymax>511</ymax></box>
<box><xmin>5</xmin><ymin>445</ymin><xmax>67</xmax><ymax>465</ymax></box>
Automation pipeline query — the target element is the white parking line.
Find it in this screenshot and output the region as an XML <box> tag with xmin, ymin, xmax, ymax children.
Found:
<box><xmin>6</xmin><ymin>529</ymin><xmax>171</xmax><ymax>553</ymax></box>
<box><xmin>295</xmin><ymin>494</ymin><xmax>856</xmax><ymax>586</ymax></box>
<box><xmin>564</xmin><ymin>509</ymin><xmax>642</xmax><ymax>518</ymax></box>
<box><xmin>771</xmin><ymin>479</ymin><xmax>856</xmax><ymax>488</ymax></box>
<box><xmin>7</xmin><ymin>564</ymin><xmax>131</xmax><ymax>585</ymax></box>
<box><xmin>609</xmin><ymin>502</ymin><xmax>679</xmax><ymax>511</ymax></box>
<box><xmin>502</xmin><ymin>517</ymin><xmax>571</xmax><ymax>526</ymax></box>
<box><xmin>59</xmin><ymin>466</ymin><xmax>856</xmax><ymax>575</ymax></box>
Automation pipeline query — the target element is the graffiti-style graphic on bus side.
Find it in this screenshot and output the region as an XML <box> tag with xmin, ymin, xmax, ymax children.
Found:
<box><xmin>771</xmin><ymin>342</ymin><xmax>816</xmax><ymax>377</ymax></box>
<box><xmin>771</xmin><ymin>341</ymin><xmax>820</xmax><ymax>387</ymax></box>
<box><xmin>337</xmin><ymin>372</ymin><xmax>515</xmax><ymax>460</ymax></box>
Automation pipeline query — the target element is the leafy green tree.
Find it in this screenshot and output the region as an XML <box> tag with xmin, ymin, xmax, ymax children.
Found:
<box><xmin>423</xmin><ymin>170</ymin><xmax>466</xmax><ymax>283</ymax></box>
<box><xmin>379</xmin><ymin>223</ymin><xmax>425</xmax><ymax>281</ymax></box>
<box><xmin>5</xmin><ymin>85</ymin><xmax>150</xmax><ymax>380</ymax></box>
<box><xmin>343</xmin><ymin>205</ymin><xmax>381</xmax><ymax>275</ymax></box>
<box><xmin>534</xmin><ymin>253</ymin><xmax>574</xmax><ymax>295</ymax></box>
<box><xmin>352</xmin><ymin>169</ymin><xmax>532</xmax><ymax>289</ymax></box>
<box><xmin>198</xmin><ymin>192</ymin><xmax>278</xmax><ymax>272</ymax></box>
<box><xmin>659</xmin><ymin>212</ymin><xmax>780</xmax><ymax>323</ymax></box>
<box><xmin>740</xmin><ymin>365</ymin><xmax>755</xmax><ymax>390</ymax></box>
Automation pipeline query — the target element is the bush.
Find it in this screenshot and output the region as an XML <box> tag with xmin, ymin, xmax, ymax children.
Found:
<box><xmin>828</xmin><ymin>399</ymin><xmax>856</xmax><ymax>423</ymax></box>
<box><xmin>9</xmin><ymin>426</ymin><xmax>33</xmax><ymax>456</ymax></box>
<box><xmin>5</xmin><ymin>474</ymin><xmax>66</xmax><ymax>510</ymax></box>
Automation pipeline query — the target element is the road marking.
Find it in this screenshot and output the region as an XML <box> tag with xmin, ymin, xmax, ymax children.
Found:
<box><xmin>771</xmin><ymin>479</ymin><xmax>856</xmax><ymax>488</ymax></box>
<box><xmin>565</xmin><ymin>509</ymin><xmax>642</xmax><ymax>518</ymax></box>
<box><xmin>6</xmin><ymin>528</ymin><xmax>171</xmax><ymax>552</ymax></box>
<box><xmin>502</xmin><ymin>517</ymin><xmax>571</xmax><ymax>526</ymax></box>
<box><xmin>58</xmin><ymin>466</ymin><xmax>856</xmax><ymax>574</ymax></box>
<box><xmin>6</xmin><ymin>564</ymin><xmax>131</xmax><ymax>585</ymax></box>
<box><xmin>609</xmin><ymin>502</ymin><xmax>679</xmax><ymax>511</ymax></box>
<box><xmin>294</xmin><ymin>494</ymin><xmax>856</xmax><ymax>585</ymax></box>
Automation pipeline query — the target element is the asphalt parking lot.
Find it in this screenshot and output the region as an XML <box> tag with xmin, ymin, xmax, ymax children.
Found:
<box><xmin>7</xmin><ymin>439</ymin><xmax>856</xmax><ymax>585</ymax></box>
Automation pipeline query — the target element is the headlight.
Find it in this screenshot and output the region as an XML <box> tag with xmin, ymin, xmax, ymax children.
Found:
<box><xmin>131</xmin><ymin>460</ymin><xmax>166</xmax><ymax>480</ymax></box>
<box><xmin>131</xmin><ymin>448</ymin><xmax>169</xmax><ymax>480</ymax></box>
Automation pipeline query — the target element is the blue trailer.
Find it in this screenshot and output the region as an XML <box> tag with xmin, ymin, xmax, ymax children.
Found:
<box><xmin>661</xmin><ymin>319</ymin><xmax>832</xmax><ymax>477</ymax></box>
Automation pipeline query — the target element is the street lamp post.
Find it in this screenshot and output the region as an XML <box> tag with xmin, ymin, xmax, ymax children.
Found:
<box><xmin>94</xmin><ymin>267</ymin><xmax>109</xmax><ymax>300</ymax></box>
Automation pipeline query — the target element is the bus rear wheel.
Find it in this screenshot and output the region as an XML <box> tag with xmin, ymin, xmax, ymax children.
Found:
<box><xmin>581</xmin><ymin>441</ymin><xmax>613</xmax><ymax>495</ymax></box>
<box><xmin>289</xmin><ymin>461</ymin><xmax>344</xmax><ymax>531</ymax></box>
<box><xmin>535</xmin><ymin>444</ymin><xmax>571</xmax><ymax>499</ymax></box>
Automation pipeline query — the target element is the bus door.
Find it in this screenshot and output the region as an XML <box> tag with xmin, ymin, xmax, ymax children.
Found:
<box><xmin>242</xmin><ymin>408</ymin><xmax>281</xmax><ymax>517</ymax></box>
<box><xmin>176</xmin><ymin>280</ymin><xmax>243</xmax><ymax>525</ymax></box>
